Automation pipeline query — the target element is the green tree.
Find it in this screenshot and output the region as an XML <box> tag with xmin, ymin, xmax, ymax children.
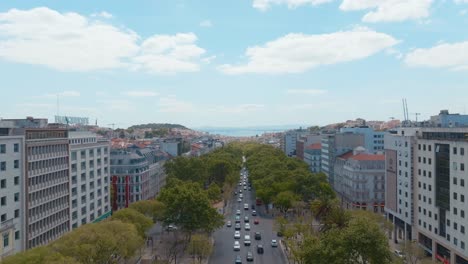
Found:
<box><xmin>51</xmin><ymin>220</ymin><xmax>143</xmax><ymax>264</ymax></box>
<box><xmin>187</xmin><ymin>234</ymin><xmax>213</xmax><ymax>264</ymax></box>
<box><xmin>158</xmin><ymin>181</ymin><xmax>224</xmax><ymax>236</ymax></box>
<box><xmin>206</xmin><ymin>183</ymin><xmax>221</xmax><ymax>202</ymax></box>
<box><xmin>274</xmin><ymin>191</ymin><xmax>299</xmax><ymax>214</ymax></box>
<box><xmin>111</xmin><ymin>208</ymin><xmax>153</xmax><ymax>238</ymax></box>
<box><xmin>1</xmin><ymin>246</ymin><xmax>79</xmax><ymax>264</ymax></box>
<box><xmin>129</xmin><ymin>199</ymin><xmax>166</xmax><ymax>222</ymax></box>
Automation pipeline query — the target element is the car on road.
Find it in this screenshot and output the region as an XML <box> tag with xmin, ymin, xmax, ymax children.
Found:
<box><xmin>236</xmin><ymin>209</ymin><xmax>241</xmax><ymax>215</ymax></box>
<box><xmin>234</xmin><ymin>191</ymin><xmax>237</xmax><ymax>195</ymax></box>
<box><xmin>248</xmin><ymin>187</ymin><xmax>251</xmax><ymax>191</ymax></box>
<box><xmin>254</xmin><ymin>219</ymin><xmax>259</xmax><ymax>225</ymax></box>
<box><xmin>244</xmin><ymin>203</ymin><xmax>249</xmax><ymax>210</ymax></box>
<box><xmin>244</xmin><ymin>223</ymin><xmax>250</xmax><ymax>230</ymax></box>
<box><xmin>234</xmin><ymin>241</ymin><xmax>241</xmax><ymax>251</ymax></box>
<box><xmin>165</xmin><ymin>224</ymin><xmax>177</xmax><ymax>231</ymax></box>
<box><xmin>235</xmin><ymin>223</ymin><xmax>241</xmax><ymax>230</ymax></box>
<box><xmin>271</xmin><ymin>239</ymin><xmax>278</xmax><ymax>247</ymax></box>
<box><xmin>237</xmin><ymin>198</ymin><xmax>242</xmax><ymax>203</ymax></box>
<box><xmin>394</xmin><ymin>250</ymin><xmax>405</xmax><ymax>258</ymax></box>
<box><xmin>239</xmin><ymin>190</ymin><xmax>242</xmax><ymax>194</ymax></box>
<box><xmin>246</xmin><ymin>251</ymin><xmax>254</xmax><ymax>262</ymax></box>
<box><xmin>227</xmin><ymin>221</ymin><xmax>232</xmax><ymax>227</ymax></box>
<box><xmin>251</xmin><ymin>210</ymin><xmax>257</xmax><ymax>216</ymax></box>
<box><xmin>244</xmin><ymin>235</ymin><xmax>251</xmax><ymax>246</ymax></box>
<box><xmin>235</xmin><ymin>216</ymin><xmax>240</xmax><ymax>223</ymax></box>
<box><xmin>244</xmin><ymin>216</ymin><xmax>249</xmax><ymax>222</ymax></box>
<box><xmin>254</xmin><ymin>232</ymin><xmax>261</xmax><ymax>240</ymax></box>
<box><xmin>257</xmin><ymin>244</ymin><xmax>264</xmax><ymax>254</ymax></box>
<box><xmin>234</xmin><ymin>231</ymin><xmax>241</xmax><ymax>239</ymax></box>
<box><xmin>244</xmin><ymin>186</ymin><xmax>247</xmax><ymax>190</ymax></box>
<box><xmin>239</xmin><ymin>194</ymin><xmax>243</xmax><ymax>198</ymax></box>
<box><xmin>251</xmin><ymin>204</ymin><xmax>255</xmax><ymax>209</ymax></box>
<box><xmin>235</xmin><ymin>255</ymin><xmax>242</xmax><ymax>264</ymax></box>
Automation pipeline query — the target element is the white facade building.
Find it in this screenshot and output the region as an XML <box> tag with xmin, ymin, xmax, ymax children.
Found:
<box><xmin>69</xmin><ymin>131</ymin><xmax>111</xmax><ymax>229</ymax></box>
<box><xmin>0</xmin><ymin>134</ymin><xmax>24</xmax><ymax>259</ymax></box>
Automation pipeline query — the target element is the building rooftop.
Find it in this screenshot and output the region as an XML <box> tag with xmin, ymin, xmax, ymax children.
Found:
<box><xmin>306</xmin><ymin>143</ymin><xmax>322</xmax><ymax>150</ymax></box>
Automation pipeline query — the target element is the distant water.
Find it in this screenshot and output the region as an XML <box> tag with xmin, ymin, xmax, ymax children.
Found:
<box><xmin>198</xmin><ymin>127</ymin><xmax>292</xmax><ymax>137</ymax></box>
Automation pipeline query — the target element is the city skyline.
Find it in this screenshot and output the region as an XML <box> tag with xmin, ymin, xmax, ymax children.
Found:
<box><xmin>1</xmin><ymin>1</ymin><xmax>468</xmax><ymax>128</ymax></box>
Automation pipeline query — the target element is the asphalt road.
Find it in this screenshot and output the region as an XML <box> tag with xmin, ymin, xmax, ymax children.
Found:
<box><xmin>209</xmin><ymin>167</ymin><xmax>287</xmax><ymax>264</ymax></box>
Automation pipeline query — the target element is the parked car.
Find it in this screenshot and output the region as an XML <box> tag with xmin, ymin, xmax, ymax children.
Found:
<box><xmin>257</xmin><ymin>244</ymin><xmax>264</xmax><ymax>254</ymax></box>
<box><xmin>165</xmin><ymin>224</ymin><xmax>177</xmax><ymax>231</ymax></box>
<box><xmin>227</xmin><ymin>221</ymin><xmax>232</xmax><ymax>227</ymax></box>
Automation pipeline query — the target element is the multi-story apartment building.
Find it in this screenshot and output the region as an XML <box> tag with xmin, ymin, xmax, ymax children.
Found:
<box><xmin>414</xmin><ymin>128</ymin><xmax>468</xmax><ymax>263</ymax></box>
<box><xmin>340</xmin><ymin>126</ymin><xmax>386</xmax><ymax>153</ymax></box>
<box><xmin>304</xmin><ymin>143</ymin><xmax>321</xmax><ymax>173</ymax></box>
<box><xmin>22</xmin><ymin>128</ymin><xmax>70</xmax><ymax>249</ymax></box>
<box><xmin>334</xmin><ymin>147</ymin><xmax>385</xmax><ymax>212</ymax></box>
<box><xmin>282</xmin><ymin>129</ymin><xmax>309</xmax><ymax>157</ymax></box>
<box><xmin>384</xmin><ymin>128</ymin><xmax>420</xmax><ymax>243</ymax></box>
<box><xmin>321</xmin><ymin>132</ymin><xmax>364</xmax><ymax>186</ymax></box>
<box><xmin>0</xmin><ymin>127</ymin><xmax>24</xmax><ymax>259</ymax></box>
<box><xmin>296</xmin><ymin>134</ymin><xmax>321</xmax><ymax>161</ymax></box>
<box><xmin>69</xmin><ymin>131</ymin><xmax>111</xmax><ymax>230</ymax></box>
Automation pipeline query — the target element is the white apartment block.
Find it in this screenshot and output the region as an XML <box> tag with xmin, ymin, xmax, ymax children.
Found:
<box><xmin>24</xmin><ymin>129</ymin><xmax>70</xmax><ymax>249</ymax></box>
<box><xmin>414</xmin><ymin>128</ymin><xmax>468</xmax><ymax>264</ymax></box>
<box><xmin>69</xmin><ymin>131</ymin><xmax>111</xmax><ymax>229</ymax></box>
<box><xmin>384</xmin><ymin>128</ymin><xmax>419</xmax><ymax>243</ymax></box>
<box><xmin>0</xmin><ymin>134</ymin><xmax>24</xmax><ymax>260</ymax></box>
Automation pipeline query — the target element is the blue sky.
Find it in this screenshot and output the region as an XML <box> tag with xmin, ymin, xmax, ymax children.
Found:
<box><xmin>0</xmin><ymin>0</ymin><xmax>467</xmax><ymax>128</ymax></box>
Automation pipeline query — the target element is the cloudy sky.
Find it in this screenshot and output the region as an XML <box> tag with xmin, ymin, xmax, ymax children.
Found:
<box><xmin>0</xmin><ymin>0</ymin><xmax>467</xmax><ymax>128</ymax></box>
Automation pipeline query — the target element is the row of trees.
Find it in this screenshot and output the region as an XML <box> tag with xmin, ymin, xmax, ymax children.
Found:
<box><xmin>2</xmin><ymin>200</ymin><xmax>163</xmax><ymax>264</ymax></box>
<box><xmin>244</xmin><ymin>143</ymin><xmax>334</xmax><ymax>211</ymax></box>
<box><xmin>243</xmin><ymin>143</ymin><xmax>396</xmax><ymax>264</ymax></box>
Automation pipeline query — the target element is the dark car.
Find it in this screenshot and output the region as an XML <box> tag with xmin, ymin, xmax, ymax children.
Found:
<box><xmin>244</xmin><ymin>216</ymin><xmax>249</xmax><ymax>223</ymax></box>
<box><xmin>255</xmin><ymin>232</ymin><xmax>261</xmax><ymax>240</ymax></box>
<box><xmin>251</xmin><ymin>204</ymin><xmax>255</xmax><ymax>209</ymax></box>
<box><xmin>257</xmin><ymin>244</ymin><xmax>264</xmax><ymax>254</ymax></box>
<box><xmin>235</xmin><ymin>255</ymin><xmax>242</xmax><ymax>264</ymax></box>
<box><xmin>235</xmin><ymin>223</ymin><xmax>241</xmax><ymax>230</ymax></box>
<box><xmin>246</xmin><ymin>252</ymin><xmax>254</xmax><ymax>262</ymax></box>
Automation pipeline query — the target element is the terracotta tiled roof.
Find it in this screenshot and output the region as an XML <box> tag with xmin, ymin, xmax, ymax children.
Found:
<box><xmin>349</xmin><ymin>153</ymin><xmax>385</xmax><ymax>161</ymax></box>
<box><xmin>338</xmin><ymin>151</ymin><xmax>354</xmax><ymax>159</ymax></box>
<box><xmin>306</xmin><ymin>143</ymin><xmax>321</xmax><ymax>150</ymax></box>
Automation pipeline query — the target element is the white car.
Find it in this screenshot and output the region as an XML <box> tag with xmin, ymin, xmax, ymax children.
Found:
<box><xmin>237</xmin><ymin>198</ymin><xmax>242</xmax><ymax>203</ymax></box>
<box><xmin>239</xmin><ymin>194</ymin><xmax>243</xmax><ymax>198</ymax></box>
<box><xmin>234</xmin><ymin>241</ymin><xmax>241</xmax><ymax>251</ymax></box>
<box><xmin>244</xmin><ymin>235</ymin><xmax>251</xmax><ymax>246</ymax></box>
<box><xmin>271</xmin><ymin>239</ymin><xmax>278</xmax><ymax>247</ymax></box>
<box><xmin>236</xmin><ymin>210</ymin><xmax>241</xmax><ymax>215</ymax></box>
<box><xmin>245</xmin><ymin>223</ymin><xmax>251</xmax><ymax>230</ymax></box>
<box><xmin>234</xmin><ymin>231</ymin><xmax>241</xmax><ymax>239</ymax></box>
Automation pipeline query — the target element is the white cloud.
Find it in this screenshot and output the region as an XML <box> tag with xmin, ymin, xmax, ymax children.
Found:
<box><xmin>122</xmin><ymin>90</ymin><xmax>159</xmax><ymax>97</ymax></box>
<box><xmin>455</xmin><ymin>0</ymin><xmax>468</xmax><ymax>3</ymax></box>
<box><xmin>133</xmin><ymin>33</ymin><xmax>206</xmax><ymax>74</ymax></box>
<box><xmin>404</xmin><ymin>41</ymin><xmax>468</xmax><ymax>71</ymax></box>
<box><xmin>253</xmin><ymin>0</ymin><xmax>333</xmax><ymax>11</ymax></box>
<box><xmin>286</xmin><ymin>89</ymin><xmax>327</xmax><ymax>95</ymax></box>
<box><xmin>199</xmin><ymin>20</ymin><xmax>213</xmax><ymax>27</ymax></box>
<box><xmin>219</xmin><ymin>27</ymin><xmax>398</xmax><ymax>74</ymax></box>
<box><xmin>0</xmin><ymin>7</ymin><xmax>206</xmax><ymax>74</ymax></box>
<box><xmin>339</xmin><ymin>0</ymin><xmax>433</xmax><ymax>22</ymax></box>
<box><xmin>42</xmin><ymin>90</ymin><xmax>81</xmax><ymax>98</ymax></box>
<box><xmin>91</xmin><ymin>11</ymin><xmax>113</xmax><ymax>19</ymax></box>
<box><xmin>460</xmin><ymin>9</ymin><xmax>468</xmax><ymax>15</ymax></box>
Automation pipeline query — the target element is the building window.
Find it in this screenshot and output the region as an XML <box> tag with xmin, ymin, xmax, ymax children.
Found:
<box><xmin>14</xmin><ymin>176</ymin><xmax>19</xmax><ymax>185</ymax></box>
<box><xmin>0</xmin><ymin>162</ymin><xmax>5</xmax><ymax>171</ymax></box>
<box><xmin>3</xmin><ymin>233</ymin><xmax>9</xmax><ymax>248</ymax></box>
<box><xmin>13</xmin><ymin>144</ymin><xmax>19</xmax><ymax>153</ymax></box>
<box><xmin>14</xmin><ymin>193</ymin><xmax>19</xmax><ymax>202</ymax></box>
<box><xmin>14</xmin><ymin>209</ymin><xmax>19</xmax><ymax>218</ymax></box>
<box><xmin>1</xmin><ymin>196</ymin><xmax>6</xmax><ymax>206</ymax></box>
<box><xmin>0</xmin><ymin>144</ymin><xmax>5</xmax><ymax>153</ymax></box>
<box><xmin>454</xmin><ymin>147</ymin><xmax>458</xmax><ymax>155</ymax></box>
<box><xmin>461</xmin><ymin>163</ymin><xmax>465</xmax><ymax>171</ymax></box>
<box><xmin>454</xmin><ymin>177</ymin><xmax>458</xmax><ymax>185</ymax></box>
<box><xmin>14</xmin><ymin>160</ymin><xmax>19</xmax><ymax>169</ymax></box>
<box><xmin>461</xmin><ymin>179</ymin><xmax>465</xmax><ymax>187</ymax></box>
<box><xmin>0</xmin><ymin>179</ymin><xmax>5</xmax><ymax>189</ymax></box>
<box><xmin>461</xmin><ymin>148</ymin><xmax>465</xmax><ymax>156</ymax></box>
<box><xmin>462</xmin><ymin>195</ymin><xmax>465</xmax><ymax>202</ymax></box>
<box><xmin>15</xmin><ymin>231</ymin><xmax>19</xmax><ymax>240</ymax></box>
